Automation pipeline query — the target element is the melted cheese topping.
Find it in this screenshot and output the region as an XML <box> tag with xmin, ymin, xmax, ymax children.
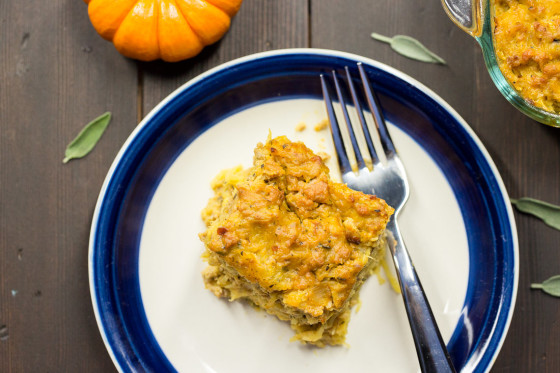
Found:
<box><xmin>200</xmin><ymin>136</ymin><xmax>393</xmax><ymax>321</ymax></box>
<box><xmin>493</xmin><ymin>0</ymin><xmax>560</xmax><ymax>112</ymax></box>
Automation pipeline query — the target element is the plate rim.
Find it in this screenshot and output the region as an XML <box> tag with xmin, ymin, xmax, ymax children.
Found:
<box><xmin>88</xmin><ymin>48</ymin><xmax>519</xmax><ymax>373</ymax></box>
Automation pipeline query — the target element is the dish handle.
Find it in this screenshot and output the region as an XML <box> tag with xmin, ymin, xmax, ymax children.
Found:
<box><xmin>440</xmin><ymin>0</ymin><xmax>484</xmax><ymax>37</ymax></box>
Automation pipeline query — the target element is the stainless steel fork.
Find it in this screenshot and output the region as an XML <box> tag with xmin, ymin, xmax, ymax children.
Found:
<box><xmin>320</xmin><ymin>63</ymin><xmax>457</xmax><ymax>373</ymax></box>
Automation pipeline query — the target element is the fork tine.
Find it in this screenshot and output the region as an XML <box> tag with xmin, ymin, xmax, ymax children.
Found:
<box><xmin>320</xmin><ymin>74</ymin><xmax>353</xmax><ymax>174</ymax></box>
<box><xmin>358</xmin><ymin>63</ymin><xmax>396</xmax><ymax>158</ymax></box>
<box><xmin>331</xmin><ymin>71</ymin><xmax>366</xmax><ymax>170</ymax></box>
<box><xmin>344</xmin><ymin>66</ymin><xmax>380</xmax><ymax>167</ymax></box>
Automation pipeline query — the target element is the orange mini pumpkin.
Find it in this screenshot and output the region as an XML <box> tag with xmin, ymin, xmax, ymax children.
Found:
<box><xmin>84</xmin><ymin>0</ymin><xmax>243</xmax><ymax>62</ymax></box>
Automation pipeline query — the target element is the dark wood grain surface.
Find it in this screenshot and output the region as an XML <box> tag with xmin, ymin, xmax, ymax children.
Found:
<box><xmin>1</xmin><ymin>0</ymin><xmax>559</xmax><ymax>371</ymax></box>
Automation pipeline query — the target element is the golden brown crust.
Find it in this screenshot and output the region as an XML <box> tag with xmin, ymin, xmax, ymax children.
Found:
<box><xmin>200</xmin><ymin>136</ymin><xmax>393</xmax><ymax>345</ymax></box>
<box><xmin>493</xmin><ymin>0</ymin><xmax>560</xmax><ymax>112</ymax></box>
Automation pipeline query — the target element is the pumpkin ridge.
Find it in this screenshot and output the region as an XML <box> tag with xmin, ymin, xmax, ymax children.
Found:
<box><xmin>158</xmin><ymin>0</ymin><xmax>203</xmax><ymax>61</ymax></box>
<box><xmin>204</xmin><ymin>0</ymin><xmax>242</xmax><ymax>17</ymax></box>
<box><xmin>112</xmin><ymin>0</ymin><xmax>142</xmax><ymax>43</ymax></box>
<box><xmin>113</xmin><ymin>0</ymin><xmax>160</xmax><ymax>61</ymax></box>
<box><xmin>88</xmin><ymin>0</ymin><xmax>140</xmax><ymax>41</ymax></box>
<box><xmin>115</xmin><ymin>0</ymin><xmax>142</xmax><ymax>42</ymax></box>
<box><xmin>175</xmin><ymin>0</ymin><xmax>230</xmax><ymax>45</ymax></box>
<box><xmin>173</xmin><ymin>0</ymin><xmax>209</xmax><ymax>43</ymax></box>
<box><xmin>155</xmin><ymin>0</ymin><xmax>161</xmax><ymax>58</ymax></box>
<box><xmin>172</xmin><ymin>0</ymin><xmax>201</xmax><ymax>41</ymax></box>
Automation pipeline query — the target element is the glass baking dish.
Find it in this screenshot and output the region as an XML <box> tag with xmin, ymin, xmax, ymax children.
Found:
<box><xmin>441</xmin><ymin>0</ymin><xmax>560</xmax><ymax>127</ymax></box>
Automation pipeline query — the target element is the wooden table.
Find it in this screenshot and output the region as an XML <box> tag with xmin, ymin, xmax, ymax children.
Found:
<box><xmin>1</xmin><ymin>1</ymin><xmax>559</xmax><ymax>371</ymax></box>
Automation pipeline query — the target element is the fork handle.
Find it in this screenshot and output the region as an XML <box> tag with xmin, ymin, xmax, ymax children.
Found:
<box><xmin>386</xmin><ymin>218</ymin><xmax>457</xmax><ymax>373</ymax></box>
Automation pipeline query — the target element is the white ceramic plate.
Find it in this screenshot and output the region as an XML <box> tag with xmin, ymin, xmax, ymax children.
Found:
<box><xmin>90</xmin><ymin>49</ymin><xmax>518</xmax><ymax>373</ymax></box>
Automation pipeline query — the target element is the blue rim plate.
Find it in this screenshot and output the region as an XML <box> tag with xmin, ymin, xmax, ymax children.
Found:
<box><xmin>89</xmin><ymin>49</ymin><xmax>518</xmax><ymax>373</ymax></box>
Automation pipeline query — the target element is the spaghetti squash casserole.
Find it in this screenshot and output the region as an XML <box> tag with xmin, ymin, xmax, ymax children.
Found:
<box><xmin>200</xmin><ymin>136</ymin><xmax>394</xmax><ymax>347</ymax></box>
<box><xmin>493</xmin><ymin>0</ymin><xmax>560</xmax><ymax>112</ymax></box>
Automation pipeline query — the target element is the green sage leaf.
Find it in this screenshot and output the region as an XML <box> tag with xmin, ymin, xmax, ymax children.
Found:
<box><xmin>511</xmin><ymin>197</ymin><xmax>560</xmax><ymax>230</ymax></box>
<box><xmin>531</xmin><ymin>275</ymin><xmax>560</xmax><ymax>297</ymax></box>
<box><xmin>63</xmin><ymin>112</ymin><xmax>112</xmax><ymax>163</ymax></box>
<box><xmin>371</xmin><ymin>33</ymin><xmax>446</xmax><ymax>64</ymax></box>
